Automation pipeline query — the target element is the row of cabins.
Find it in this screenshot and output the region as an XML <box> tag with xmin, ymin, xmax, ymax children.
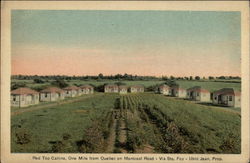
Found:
<box><xmin>157</xmin><ymin>84</ymin><xmax>241</xmax><ymax>107</ymax></box>
<box><xmin>104</xmin><ymin>84</ymin><xmax>144</xmax><ymax>94</ymax></box>
<box><xmin>11</xmin><ymin>85</ymin><xmax>94</xmax><ymax>107</ymax></box>
<box><xmin>11</xmin><ymin>84</ymin><xmax>144</xmax><ymax>107</ymax></box>
<box><xmin>11</xmin><ymin>83</ymin><xmax>240</xmax><ymax>108</ymax></box>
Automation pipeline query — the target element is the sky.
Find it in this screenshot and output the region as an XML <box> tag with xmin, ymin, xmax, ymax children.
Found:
<box><xmin>11</xmin><ymin>10</ymin><xmax>241</xmax><ymax>77</ymax></box>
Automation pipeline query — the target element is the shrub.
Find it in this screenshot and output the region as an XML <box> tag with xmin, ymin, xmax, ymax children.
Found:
<box><xmin>51</xmin><ymin>141</ymin><xmax>64</xmax><ymax>153</ymax></box>
<box><xmin>33</xmin><ymin>78</ymin><xmax>44</xmax><ymax>83</ymax></box>
<box><xmin>11</xmin><ymin>82</ymin><xmax>26</xmax><ymax>90</ymax></box>
<box><xmin>78</xmin><ymin>122</ymin><xmax>105</xmax><ymax>153</ymax></box>
<box><xmin>51</xmin><ymin>79</ymin><xmax>69</xmax><ymax>88</ymax></box>
<box><xmin>51</xmin><ymin>133</ymin><xmax>74</xmax><ymax>153</ymax></box>
<box><xmin>15</xmin><ymin>129</ymin><xmax>31</xmax><ymax>145</ymax></box>
<box><xmin>62</xmin><ymin>133</ymin><xmax>71</xmax><ymax>140</ymax></box>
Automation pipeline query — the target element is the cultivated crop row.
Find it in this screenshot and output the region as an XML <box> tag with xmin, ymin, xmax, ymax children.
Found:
<box><xmin>113</xmin><ymin>93</ymin><xmax>240</xmax><ymax>153</ymax></box>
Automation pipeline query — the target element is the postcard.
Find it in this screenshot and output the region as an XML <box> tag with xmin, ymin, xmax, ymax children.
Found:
<box><xmin>1</xmin><ymin>1</ymin><xmax>249</xmax><ymax>163</ymax></box>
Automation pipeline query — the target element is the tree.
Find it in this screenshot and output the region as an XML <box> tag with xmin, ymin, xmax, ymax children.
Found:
<box><xmin>218</xmin><ymin>76</ymin><xmax>226</xmax><ymax>79</ymax></box>
<box><xmin>165</xmin><ymin>80</ymin><xmax>178</xmax><ymax>87</ymax></box>
<box><xmin>162</xmin><ymin>76</ymin><xmax>169</xmax><ymax>80</ymax></box>
<box><xmin>51</xmin><ymin>79</ymin><xmax>68</xmax><ymax>88</ymax></box>
<box><xmin>208</xmin><ymin>76</ymin><xmax>214</xmax><ymax>80</ymax></box>
<box><xmin>98</xmin><ymin>73</ymin><xmax>104</xmax><ymax>79</ymax></box>
<box><xmin>95</xmin><ymin>85</ymin><xmax>104</xmax><ymax>92</ymax></box>
<box><xmin>33</xmin><ymin>78</ymin><xmax>44</xmax><ymax>83</ymax></box>
<box><xmin>195</xmin><ymin>76</ymin><xmax>200</xmax><ymax>80</ymax></box>
<box><xmin>11</xmin><ymin>82</ymin><xmax>26</xmax><ymax>90</ymax></box>
<box><xmin>170</xmin><ymin>76</ymin><xmax>175</xmax><ymax>80</ymax></box>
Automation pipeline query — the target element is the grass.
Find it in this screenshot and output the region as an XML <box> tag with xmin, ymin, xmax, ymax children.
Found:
<box><xmin>11</xmin><ymin>93</ymin><xmax>118</xmax><ymax>153</ymax></box>
<box><xmin>11</xmin><ymin>93</ymin><xmax>102</xmax><ymax>113</ymax></box>
<box><xmin>11</xmin><ymin>93</ymin><xmax>241</xmax><ymax>153</ymax></box>
<box><xmin>176</xmin><ymin>80</ymin><xmax>241</xmax><ymax>92</ymax></box>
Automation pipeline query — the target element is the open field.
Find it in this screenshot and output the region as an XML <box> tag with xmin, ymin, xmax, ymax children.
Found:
<box><xmin>176</xmin><ymin>81</ymin><xmax>241</xmax><ymax>92</ymax></box>
<box><xmin>11</xmin><ymin>93</ymin><xmax>240</xmax><ymax>153</ymax></box>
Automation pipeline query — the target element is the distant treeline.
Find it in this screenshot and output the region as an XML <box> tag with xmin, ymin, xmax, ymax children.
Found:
<box><xmin>11</xmin><ymin>78</ymin><xmax>178</xmax><ymax>92</ymax></box>
<box><xmin>12</xmin><ymin>74</ymin><xmax>158</xmax><ymax>81</ymax></box>
<box><xmin>11</xmin><ymin>74</ymin><xmax>241</xmax><ymax>81</ymax></box>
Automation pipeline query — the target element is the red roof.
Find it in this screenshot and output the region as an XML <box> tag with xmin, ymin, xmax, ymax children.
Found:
<box><xmin>119</xmin><ymin>85</ymin><xmax>128</xmax><ymax>89</ymax></box>
<box><xmin>40</xmin><ymin>87</ymin><xmax>64</xmax><ymax>93</ymax></box>
<box><xmin>11</xmin><ymin>87</ymin><xmax>39</xmax><ymax>95</ymax></box>
<box><xmin>63</xmin><ymin>86</ymin><xmax>80</xmax><ymax>90</ymax></box>
<box><xmin>213</xmin><ymin>88</ymin><xmax>241</xmax><ymax>96</ymax></box>
<box><xmin>105</xmin><ymin>84</ymin><xmax>118</xmax><ymax>88</ymax></box>
<box><xmin>171</xmin><ymin>85</ymin><xmax>186</xmax><ymax>91</ymax></box>
<box><xmin>80</xmin><ymin>85</ymin><xmax>93</xmax><ymax>89</ymax></box>
<box><xmin>159</xmin><ymin>84</ymin><xmax>170</xmax><ymax>88</ymax></box>
<box><xmin>130</xmin><ymin>85</ymin><xmax>144</xmax><ymax>88</ymax></box>
<box><xmin>187</xmin><ymin>86</ymin><xmax>210</xmax><ymax>93</ymax></box>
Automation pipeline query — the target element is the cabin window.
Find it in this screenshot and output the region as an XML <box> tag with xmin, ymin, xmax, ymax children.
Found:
<box><xmin>229</xmin><ymin>96</ymin><xmax>232</xmax><ymax>101</ymax></box>
<box><xmin>197</xmin><ymin>92</ymin><xmax>199</xmax><ymax>96</ymax></box>
<box><xmin>45</xmin><ymin>93</ymin><xmax>48</xmax><ymax>98</ymax></box>
<box><xmin>67</xmin><ymin>91</ymin><xmax>69</xmax><ymax>94</ymax></box>
<box><xmin>214</xmin><ymin>97</ymin><xmax>217</xmax><ymax>100</ymax></box>
<box><xmin>13</xmin><ymin>96</ymin><xmax>16</xmax><ymax>101</ymax></box>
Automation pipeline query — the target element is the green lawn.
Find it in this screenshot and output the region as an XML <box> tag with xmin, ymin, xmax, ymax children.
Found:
<box><xmin>11</xmin><ymin>93</ymin><xmax>118</xmax><ymax>153</ymax></box>
<box><xmin>176</xmin><ymin>80</ymin><xmax>241</xmax><ymax>92</ymax></box>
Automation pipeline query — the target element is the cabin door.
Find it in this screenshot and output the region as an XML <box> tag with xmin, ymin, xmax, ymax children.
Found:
<box><xmin>171</xmin><ymin>89</ymin><xmax>174</xmax><ymax>96</ymax></box>
<box><xmin>190</xmin><ymin>91</ymin><xmax>194</xmax><ymax>99</ymax></box>
<box><xmin>218</xmin><ymin>95</ymin><xmax>222</xmax><ymax>104</ymax></box>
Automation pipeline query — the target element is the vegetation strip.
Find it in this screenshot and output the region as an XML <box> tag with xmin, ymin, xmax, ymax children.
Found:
<box><xmin>11</xmin><ymin>94</ymin><xmax>101</xmax><ymax>116</ymax></box>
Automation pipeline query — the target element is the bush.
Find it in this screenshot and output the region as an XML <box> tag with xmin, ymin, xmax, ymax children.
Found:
<box><xmin>62</xmin><ymin>133</ymin><xmax>71</xmax><ymax>140</ymax></box>
<box><xmin>78</xmin><ymin>122</ymin><xmax>105</xmax><ymax>153</ymax></box>
<box><xmin>33</xmin><ymin>78</ymin><xmax>44</xmax><ymax>83</ymax></box>
<box><xmin>51</xmin><ymin>133</ymin><xmax>74</xmax><ymax>153</ymax></box>
<box><xmin>15</xmin><ymin>128</ymin><xmax>31</xmax><ymax>144</ymax></box>
<box><xmin>95</xmin><ymin>84</ymin><xmax>104</xmax><ymax>92</ymax></box>
<box><xmin>195</xmin><ymin>76</ymin><xmax>201</xmax><ymax>80</ymax></box>
<box><xmin>51</xmin><ymin>141</ymin><xmax>64</xmax><ymax>152</ymax></box>
<box><xmin>11</xmin><ymin>82</ymin><xmax>26</xmax><ymax>90</ymax></box>
<box><xmin>51</xmin><ymin>79</ymin><xmax>69</xmax><ymax>88</ymax></box>
<box><xmin>113</xmin><ymin>148</ymin><xmax>122</xmax><ymax>153</ymax></box>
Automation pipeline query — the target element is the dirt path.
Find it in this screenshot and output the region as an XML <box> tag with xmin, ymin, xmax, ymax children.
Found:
<box><xmin>108</xmin><ymin>107</ymin><xmax>128</xmax><ymax>153</ymax></box>
<box><xmin>105</xmin><ymin>111</ymin><xmax>117</xmax><ymax>153</ymax></box>
<box><xmin>11</xmin><ymin>94</ymin><xmax>101</xmax><ymax>116</ymax></box>
<box><xmin>118</xmin><ymin>119</ymin><xmax>127</xmax><ymax>153</ymax></box>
